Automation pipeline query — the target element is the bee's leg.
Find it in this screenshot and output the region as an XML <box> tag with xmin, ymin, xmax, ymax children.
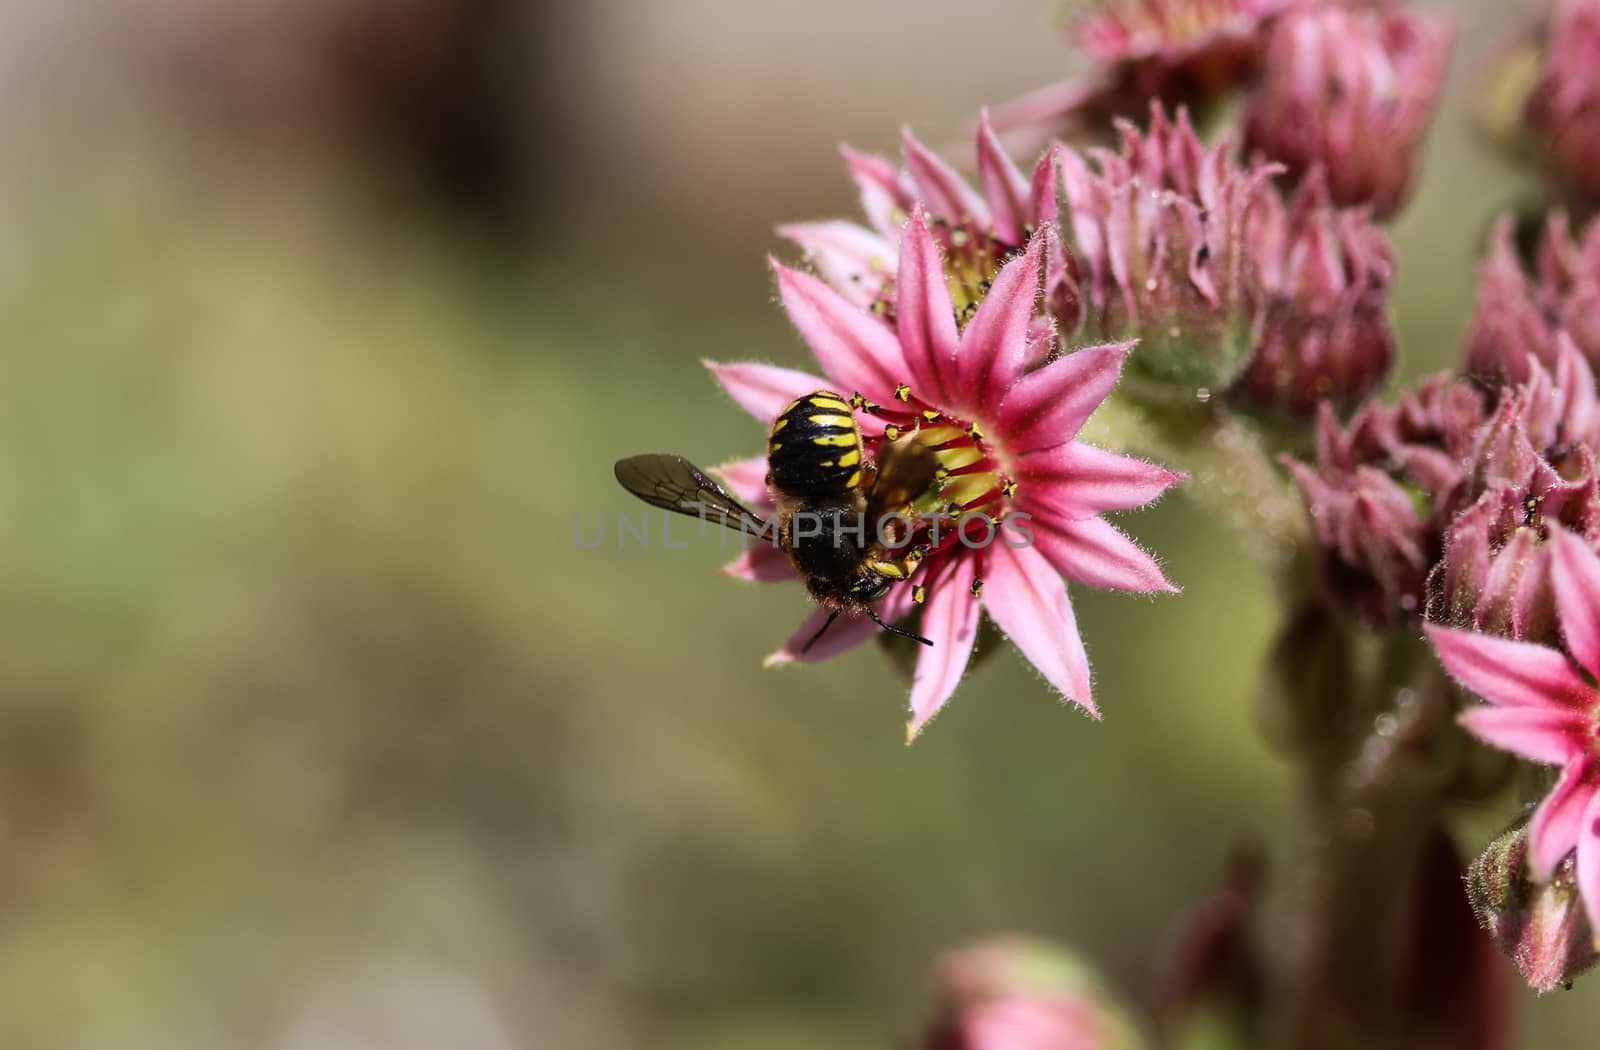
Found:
<box><xmin>800</xmin><ymin>610</ymin><xmax>841</xmax><ymax>655</ymax></box>
<box><xmin>866</xmin><ymin>606</ymin><xmax>932</xmax><ymax>647</ymax></box>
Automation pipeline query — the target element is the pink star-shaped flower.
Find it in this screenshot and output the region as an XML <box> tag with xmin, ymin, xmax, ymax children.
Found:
<box><xmin>1427</xmin><ymin>527</ymin><xmax>1600</xmax><ymax>936</ymax></box>
<box><xmin>708</xmin><ymin>211</ymin><xmax>1182</xmax><ymax>737</ymax></box>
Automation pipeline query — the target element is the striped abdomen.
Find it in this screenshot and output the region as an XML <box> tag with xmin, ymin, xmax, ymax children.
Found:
<box><xmin>768</xmin><ymin>391</ymin><xmax>865</xmax><ymax>501</ymax></box>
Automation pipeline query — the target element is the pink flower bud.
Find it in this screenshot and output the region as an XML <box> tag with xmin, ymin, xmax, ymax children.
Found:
<box><xmin>1058</xmin><ymin>104</ymin><xmax>1281</xmax><ymax>394</ymax></box>
<box><xmin>1244</xmin><ymin>5</ymin><xmax>1453</xmax><ymax>218</ymax></box>
<box><xmin>1236</xmin><ymin>174</ymin><xmax>1396</xmax><ymax>416</ymax></box>
<box><xmin>1527</xmin><ymin>0</ymin><xmax>1600</xmax><ymax>206</ymax></box>
<box><xmin>1465</xmin><ymin>213</ymin><xmax>1600</xmax><ymax>388</ymax></box>
<box><xmin>1284</xmin><ymin>378</ymin><xmax>1488</xmax><ymax>627</ymax></box>
<box><xmin>1467</xmin><ymin>819</ymin><xmax>1600</xmax><ymax>994</ymax></box>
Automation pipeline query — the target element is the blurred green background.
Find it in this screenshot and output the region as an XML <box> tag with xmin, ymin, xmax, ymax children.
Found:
<box><xmin>0</xmin><ymin>1</ymin><xmax>1588</xmax><ymax>1047</ymax></box>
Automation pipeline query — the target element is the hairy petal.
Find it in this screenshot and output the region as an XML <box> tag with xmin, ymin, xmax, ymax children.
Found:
<box><xmin>1530</xmin><ymin>756</ymin><xmax>1600</xmax><ymax>880</ymax></box>
<box><xmin>774</xmin><ymin>261</ymin><xmax>907</xmax><ymax>403</ymax></box>
<box><xmin>1425</xmin><ymin>625</ymin><xmax>1597</xmax><ymax>709</ymax></box>
<box><xmin>976</xmin><ymin>109</ymin><xmax>1032</xmax><ymax>245</ymax></box>
<box><xmin>841</xmin><ymin>144</ymin><xmax>911</xmax><ymax>239</ymax></box>
<box><xmin>982</xmin><ymin>544</ymin><xmax>1096</xmax><ymax>716</ymax></box>
<box><xmin>902</xmin><ymin>126</ymin><xmax>992</xmax><ymax>230</ymax></box>
<box><xmin>705</xmin><ymin>360</ymin><xmax>830</xmax><ymax>425</ymax></box>
<box><xmin>1578</xmin><ymin>789</ymin><xmax>1600</xmax><ymax>940</ymax></box>
<box><xmin>1458</xmin><ymin>705</ymin><xmax>1590</xmax><ymax>766</ymax></box>
<box><xmin>721</xmin><ymin>543</ymin><xmax>795</xmax><ymax>582</ymax></box>
<box><xmin>908</xmin><ymin>557</ymin><xmax>981</xmax><ymax>738</ymax></box>
<box><xmin>1552</xmin><ymin>527</ymin><xmax>1600</xmax><ymax>682</ymax></box>
<box><xmin>777</xmin><ymin>221</ymin><xmax>895</xmax><ymax>309</ymax></box>
<box><xmin>959</xmin><ymin>232</ymin><xmax>1046</xmax><ymax>420</ymax></box>
<box><xmin>1028</xmin><ymin>513</ymin><xmax>1178</xmax><ymax>593</ymax></box>
<box><xmin>1017</xmin><ymin>443</ymin><xmax>1185</xmax><ymax>516</ymax></box>
<box><xmin>995</xmin><ymin>342</ymin><xmax>1132</xmax><ymax>453</ymax></box>
<box><xmin>897</xmin><ymin>209</ymin><xmax>961</xmax><ymax>404</ymax></box>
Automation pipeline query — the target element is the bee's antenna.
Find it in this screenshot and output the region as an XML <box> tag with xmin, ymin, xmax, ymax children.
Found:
<box><xmin>801</xmin><ymin>610</ymin><xmax>841</xmax><ymax>654</ymax></box>
<box><xmin>867</xmin><ymin>606</ymin><xmax>933</xmax><ymax>647</ymax></box>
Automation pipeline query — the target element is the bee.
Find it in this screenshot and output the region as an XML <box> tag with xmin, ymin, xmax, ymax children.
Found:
<box><xmin>614</xmin><ymin>390</ymin><xmax>941</xmax><ymax>652</ymax></box>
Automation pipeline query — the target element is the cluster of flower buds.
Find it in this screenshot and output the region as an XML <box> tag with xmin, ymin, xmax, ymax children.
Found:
<box><xmin>1465</xmin><ymin>212</ymin><xmax>1600</xmax><ymax>388</ymax></box>
<box><xmin>1284</xmin><ymin>377</ymin><xmax>1483</xmax><ymax>628</ymax></box>
<box><xmin>922</xmin><ymin>937</ymin><xmax>1146</xmax><ymax>1050</ymax></box>
<box><xmin>1243</xmin><ymin>3</ymin><xmax>1454</xmax><ymax>218</ymax></box>
<box><xmin>1526</xmin><ymin>0</ymin><xmax>1600</xmax><ymax>206</ymax></box>
<box><xmin>993</xmin><ymin>1</ymin><xmax>1451</xmax><ymax>223</ymax></box>
<box><xmin>1438</xmin><ymin>340</ymin><xmax>1600</xmax><ymax>639</ymax></box>
<box><xmin>988</xmin><ymin>0</ymin><xmax>1288</xmax><ymax>154</ymax></box>
<box><xmin>1235</xmin><ymin>174</ymin><xmax>1396</xmax><ymax>417</ymax></box>
<box><xmin>1056</xmin><ymin>105</ymin><xmax>1280</xmax><ymax>395</ymax></box>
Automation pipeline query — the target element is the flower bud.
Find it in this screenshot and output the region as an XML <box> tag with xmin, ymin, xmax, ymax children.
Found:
<box><xmin>1464</xmin><ymin>213</ymin><xmax>1600</xmax><ymax>388</ymax></box>
<box><xmin>1245</xmin><ymin>5</ymin><xmax>1454</xmax><ymax>218</ymax></box>
<box><xmin>1058</xmin><ymin>104</ymin><xmax>1281</xmax><ymax>397</ymax></box>
<box><xmin>926</xmin><ymin>937</ymin><xmax>1148</xmax><ymax>1050</ymax></box>
<box><xmin>1236</xmin><ymin>175</ymin><xmax>1396</xmax><ymax>417</ymax></box>
<box><xmin>1467</xmin><ymin>818</ymin><xmax>1600</xmax><ymax>994</ymax></box>
<box><xmin>1527</xmin><ymin>0</ymin><xmax>1600</xmax><ymax>206</ymax></box>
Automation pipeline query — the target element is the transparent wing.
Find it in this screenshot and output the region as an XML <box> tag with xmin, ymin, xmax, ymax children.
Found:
<box><xmin>614</xmin><ymin>454</ymin><xmax>772</xmax><ymax>538</ymax></box>
<box><xmin>864</xmin><ymin>435</ymin><xmax>941</xmax><ymax>525</ymax></box>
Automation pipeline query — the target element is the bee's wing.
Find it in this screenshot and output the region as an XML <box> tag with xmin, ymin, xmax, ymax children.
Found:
<box><xmin>864</xmin><ymin>435</ymin><xmax>941</xmax><ymax>524</ymax></box>
<box><xmin>614</xmin><ymin>454</ymin><xmax>772</xmax><ymax>538</ymax></box>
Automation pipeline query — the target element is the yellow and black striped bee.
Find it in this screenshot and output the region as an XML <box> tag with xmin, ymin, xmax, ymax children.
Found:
<box><xmin>614</xmin><ymin>390</ymin><xmax>941</xmax><ymax>652</ymax></box>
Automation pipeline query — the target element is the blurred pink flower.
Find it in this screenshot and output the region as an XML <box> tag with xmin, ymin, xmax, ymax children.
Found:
<box><xmin>780</xmin><ymin>114</ymin><xmax>1068</xmax><ymax>329</ymax></box>
<box><xmin>1057</xmin><ymin>104</ymin><xmax>1281</xmax><ymax>393</ymax></box>
<box><xmin>987</xmin><ymin>0</ymin><xmax>1288</xmax><ymax>153</ymax></box>
<box><xmin>709</xmin><ymin>218</ymin><xmax>1181</xmax><ymax>736</ymax></box>
<box><xmin>1243</xmin><ymin>4</ymin><xmax>1453</xmax><ymax>218</ymax></box>
<box><xmin>1073</xmin><ymin>0</ymin><xmax>1289</xmax><ymax>64</ymax></box>
<box><xmin>1465</xmin><ymin>213</ymin><xmax>1600</xmax><ymax>388</ymax></box>
<box><xmin>1527</xmin><ymin>0</ymin><xmax>1600</xmax><ymax>205</ymax></box>
<box><xmin>1428</xmin><ymin>527</ymin><xmax>1600</xmax><ymax>938</ymax></box>
<box><xmin>1236</xmin><ymin>173</ymin><xmax>1396</xmax><ymax>416</ymax></box>
<box><xmin>927</xmin><ymin>936</ymin><xmax>1144</xmax><ymax>1050</ymax></box>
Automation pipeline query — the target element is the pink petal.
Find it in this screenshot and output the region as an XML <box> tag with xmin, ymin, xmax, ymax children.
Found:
<box><xmin>976</xmin><ymin>110</ymin><xmax>1031</xmax><ymax>245</ymax></box>
<box><xmin>1025</xmin><ymin>145</ymin><xmax>1060</xmax><ymax>235</ymax></box>
<box><xmin>901</xmin><ymin>126</ymin><xmax>991</xmax><ymax>230</ymax></box>
<box><xmin>896</xmin><ymin>209</ymin><xmax>961</xmax><ymax>405</ymax></box>
<box><xmin>1028</xmin><ymin>513</ymin><xmax>1177</xmax><ymax>594</ymax></box>
<box><xmin>1551</xmin><ymin>527</ymin><xmax>1600</xmax><ymax>682</ymax></box>
<box><xmin>777</xmin><ymin>220</ymin><xmax>895</xmax><ymax>310</ymax></box>
<box><xmin>705</xmin><ymin>360</ymin><xmax>830</xmax><ymax>425</ymax></box>
<box><xmin>711</xmin><ymin>456</ymin><xmax>774</xmax><ymax>509</ymax></box>
<box><xmin>1577</xmin><ymin>788</ymin><xmax>1600</xmax><ymax>940</ymax></box>
<box><xmin>1425</xmin><ymin>624</ymin><xmax>1597</xmax><ymax>710</ymax></box>
<box><xmin>721</xmin><ymin>543</ymin><xmax>795</xmax><ymax>582</ymax></box>
<box><xmin>774</xmin><ymin>262</ymin><xmax>908</xmax><ymax>404</ymax></box>
<box><xmin>982</xmin><ymin>543</ymin><xmax>1096</xmax><ymax>716</ymax></box>
<box><xmin>908</xmin><ymin>556</ymin><xmax>981</xmax><ymax>739</ymax></box>
<box><xmin>958</xmin><ymin>232</ymin><xmax>1045</xmax><ymax>420</ymax></box>
<box><xmin>840</xmin><ymin>144</ymin><xmax>912</xmax><ymax>239</ymax></box>
<box><xmin>1016</xmin><ymin>443</ymin><xmax>1184</xmax><ymax>516</ymax></box>
<box><xmin>1530</xmin><ymin>755</ymin><xmax>1600</xmax><ymax>880</ymax></box>
<box><xmin>765</xmin><ymin>583</ymin><xmax>918</xmax><ymax>667</ymax></box>
<box><xmin>1458</xmin><ymin>705</ymin><xmax>1590</xmax><ymax>765</ymax></box>
<box><xmin>994</xmin><ymin>342</ymin><xmax>1133</xmax><ymax>453</ymax></box>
